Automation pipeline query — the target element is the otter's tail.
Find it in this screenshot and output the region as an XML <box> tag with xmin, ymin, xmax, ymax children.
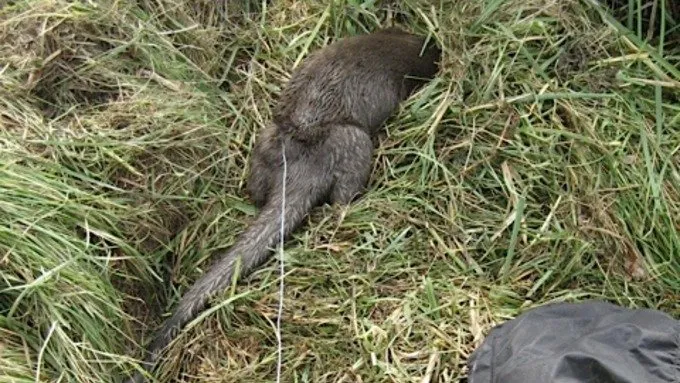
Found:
<box><xmin>125</xmin><ymin>170</ymin><xmax>328</xmax><ymax>382</ymax></box>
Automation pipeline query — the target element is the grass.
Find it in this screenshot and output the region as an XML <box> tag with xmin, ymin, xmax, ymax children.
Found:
<box><xmin>1</xmin><ymin>0</ymin><xmax>679</xmax><ymax>382</ymax></box>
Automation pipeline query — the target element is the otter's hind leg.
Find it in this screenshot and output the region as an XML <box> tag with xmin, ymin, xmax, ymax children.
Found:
<box><xmin>327</xmin><ymin>125</ymin><xmax>374</xmax><ymax>205</ymax></box>
<box><xmin>247</xmin><ymin>153</ymin><xmax>274</xmax><ymax>208</ymax></box>
<box><xmin>247</xmin><ymin>127</ymin><xmax>280</xmax><ymax>208</ymax></box>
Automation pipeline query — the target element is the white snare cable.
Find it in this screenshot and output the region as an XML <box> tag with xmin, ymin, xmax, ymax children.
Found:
<box><xmin>275</xmin><ymin>140</ymin><xmax>287</xmax><ymax>383</ymax></box>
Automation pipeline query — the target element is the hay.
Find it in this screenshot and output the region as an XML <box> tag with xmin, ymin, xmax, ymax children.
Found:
<box><xmin>1</xmin><ymin>0</ymin><xmax>678</xmax><ymax>382</ymax></box>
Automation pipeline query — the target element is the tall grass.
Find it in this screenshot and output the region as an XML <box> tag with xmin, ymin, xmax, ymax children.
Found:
<box><xmin>1</xmin><ymin>0</ymin><xmax>678</xmax><ymax>382</ymax></box>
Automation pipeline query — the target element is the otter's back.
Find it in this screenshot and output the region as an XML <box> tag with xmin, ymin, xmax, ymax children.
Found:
<box><xmin>273</xmin><ymin>30</ymin><xmax>441</xmax><ymax>136</ymax></box>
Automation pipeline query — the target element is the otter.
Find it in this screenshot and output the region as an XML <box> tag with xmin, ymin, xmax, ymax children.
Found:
<box><xmin>125</xmin><ymin>27</ymin><xmax>441</xmax><ymax>382</ymax></box>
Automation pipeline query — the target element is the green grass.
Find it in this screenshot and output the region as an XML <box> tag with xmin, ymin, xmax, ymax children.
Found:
<box><xmin>1</xmin><ymin>0</ymin><xmax>679</xmax><ymax>382</ymax></box>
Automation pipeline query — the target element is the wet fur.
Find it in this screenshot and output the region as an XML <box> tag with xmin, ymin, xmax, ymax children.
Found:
<box><xmin>125</xmin><ymin>28</ymin><xmax>441</xmax><ymax>382</ymax></box>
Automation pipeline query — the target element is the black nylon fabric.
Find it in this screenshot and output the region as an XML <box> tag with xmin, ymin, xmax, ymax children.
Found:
<box><xmin>467</xmin><ymin>300</ymin><xmax>680</xmax><ymax>383</ymax></box>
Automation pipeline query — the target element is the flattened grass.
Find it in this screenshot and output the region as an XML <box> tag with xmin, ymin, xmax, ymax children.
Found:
<box><xmin>1</xmin><ymin>0</ymin><xmax>678</xmax><ymax>382</ymax></box>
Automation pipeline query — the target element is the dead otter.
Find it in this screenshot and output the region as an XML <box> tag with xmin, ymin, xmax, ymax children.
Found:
<box><xmin>125</xmin><ymin>27</ymin><xmax>441</xmax><ymax>382</ymax></box>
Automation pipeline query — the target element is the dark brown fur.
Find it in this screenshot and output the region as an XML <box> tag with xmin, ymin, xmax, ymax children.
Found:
<box><xmin>125</xmin><ymin>28</ymin><xmax>441</xmax><ymax>382</ymax></box>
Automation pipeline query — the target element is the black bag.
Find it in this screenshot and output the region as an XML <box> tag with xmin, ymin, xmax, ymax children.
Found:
<box><xmin>467</xmin><ymin>300</ymin><xmax>680</xmax><ymax>383</ymax></box>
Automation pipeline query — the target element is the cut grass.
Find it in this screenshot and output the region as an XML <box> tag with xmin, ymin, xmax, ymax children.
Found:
<box><xmin>1</xmin><ymin>0</ymin><xmax>679</xmax><ymax>382</ymax></box>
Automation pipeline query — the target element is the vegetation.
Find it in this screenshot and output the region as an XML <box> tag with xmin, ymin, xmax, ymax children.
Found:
<box><xmin>1</xmin><ymin>0</ymin><xmax>678</xmax><ymax>382</ymax></box>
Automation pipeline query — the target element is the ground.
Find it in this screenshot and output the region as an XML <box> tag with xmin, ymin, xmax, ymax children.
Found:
<box><xmin>1</xmin><ymin>0</ymin><xmax>678</xmax><ymax>382</ymax></box>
